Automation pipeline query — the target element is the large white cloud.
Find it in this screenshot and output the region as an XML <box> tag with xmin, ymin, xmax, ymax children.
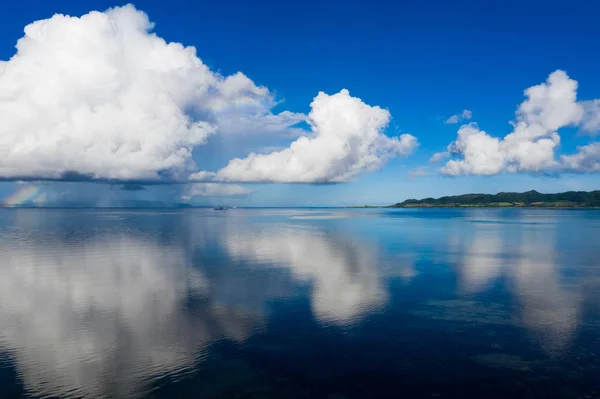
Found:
<box><xmin>201</xmin><ymin>89</ymin><xmax>418</xmax><ymax>183</ymax></box>
<box><xmin>438</xmin><ymin>70</ymin><xmax>600</xmax><ymax>176</ymax></box>
<box><xmin>0</xmin><ymin>5</ymin><xmax>302</xmax><ymax>182</ymax></box>
<box><xmin>0</xmin><ymin>5</ymin><xmax>417</xmax><ymax>185</ymax></box>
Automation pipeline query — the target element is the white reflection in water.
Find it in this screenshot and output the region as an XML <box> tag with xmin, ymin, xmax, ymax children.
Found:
<box><xmin>0</xmin><ymin>231</ymin><xmax>262</xmax><ymax>398</ymax></box>
<box><xmin>0</xmin><ymin>212</ymin><xmax>392</xmax><ymax>397</ymax></box>
<box><xmin>455</xmin><ymin>218</ymin><xmax>581</xmax><ymax>353</ymax></box>
<box><xmin>224</xmin><ymin>224</ymin><xmax>386</xmax><ymax>326</ymax></box>
<box><xmin>454</xmin><ymin>230</ymin><xmax>506</xmax><ymax>293</ymax></box>
<box><xmin>509</xmin><ymin>227</ymin><xmax>581</xmax><ymax>354</ymax></box>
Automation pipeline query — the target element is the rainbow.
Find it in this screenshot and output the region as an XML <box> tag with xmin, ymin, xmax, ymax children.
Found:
<box><xmin>2</xmin><ymin>186</ymin><xmax>42</xmax><ymax>207</ymax></box>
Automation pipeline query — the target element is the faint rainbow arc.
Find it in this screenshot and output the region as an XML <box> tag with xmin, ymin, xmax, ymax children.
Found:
<box><xmin>2</xmin><ymin>186</ymin><xmax>42</xmax><ymax>206</ymax></box>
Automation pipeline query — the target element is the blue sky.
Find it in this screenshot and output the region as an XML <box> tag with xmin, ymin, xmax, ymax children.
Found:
<box><xmin>1</xmin><ymin>0</ymin><xmax>600</xmax><ymax>206</ymax></box>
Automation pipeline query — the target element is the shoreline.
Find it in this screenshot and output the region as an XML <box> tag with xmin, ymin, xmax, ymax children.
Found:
<box><xmin>346</xmin><ymin>205</ymin><xmax>600</xmax><ymax>209</ymax></box>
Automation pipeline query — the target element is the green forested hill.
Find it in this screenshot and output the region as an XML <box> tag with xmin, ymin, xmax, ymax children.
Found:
<box><xmin>391</xmin><ymin>190</ymin><xmax>600</xmax><ymax>208</ymax></box>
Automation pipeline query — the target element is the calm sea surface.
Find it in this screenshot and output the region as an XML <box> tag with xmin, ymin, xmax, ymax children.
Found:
<box><xmin>0</xmin><ymin>208</ymin><xmax>599</xmax><ymax>398</ymax></box>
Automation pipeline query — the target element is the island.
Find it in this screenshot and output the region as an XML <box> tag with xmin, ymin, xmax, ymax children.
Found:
<box><xmin>353</xmin><ymin>190</ymin><xmax>600</xmax><ymax>208</ymax></box>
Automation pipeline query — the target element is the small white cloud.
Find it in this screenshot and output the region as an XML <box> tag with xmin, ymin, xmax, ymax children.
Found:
<box><xmin>444</xmin><ymin>109</ymin><xmax>472</xmax><ymax>124</ymax></box>
<box><xmin>445</xmin><ymin>115</ymin><xmax>459</xmax><ymax>124</ymax></box>
<box><xmin>185</xmin><ymin>183</ymin><xmax>252</xmax><ymax>198</ymax></box>
<box><xmin>215</xmin><ymin>109</ymin><xmax>306</xmax><ymax>137</ymax></box>
<box><xmin>429</xmin><ymin>151</ymin><xmax>450</xmax><ymax>164</ymax></box>
<box><xmin>580</xmin><ymin>100</ymin><xmax>600</xmax><ymax>135</ymax></box>
<box><xmin>188</xmin><ymin>171</ymin><xmax>216</xmax><ymax>181</ymax></box>
<box><xmin>408</xmin><ymin>166</ymin><xmax>431</xmax><ymax>179</ymax></box>
<box><xmin>202</xmin><ymin>89</ymin><xmax>418</xmax><ymax>183</ymax></box>
<box><xmin>561</xmin><ymin>143</ymin><xmax>600</xmax><ymax>173</ymax></box>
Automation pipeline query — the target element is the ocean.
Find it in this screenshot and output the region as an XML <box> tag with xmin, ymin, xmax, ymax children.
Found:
<box><xmin>0</xmin><ymin>208</ymin><xmax>598</xmax><ymax>398</ymax></box>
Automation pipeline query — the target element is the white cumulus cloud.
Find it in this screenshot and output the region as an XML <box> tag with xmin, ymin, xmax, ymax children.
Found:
<box><xmin>441</xmin><ymin>123</ymin><xmax>504</xmax><ymax>176</ymax></box>
<box><xmin>408</xmin><ymin>166</ymin><xmax>431</xmax><ymax>179</ymax></box>
<box><xmin>0</xmin><ymin>5</ymin><xmax>302</xmax><ymax>182</ymax></box>
<box><xmin>429</xmin><ymin>151</ymin><xmax>450</xmax><ymax>164</ymax></box>
<box><xmin>201</xmin><ymin>89</ymin><xmax>418</xmax><ymax>183</ymax></box>
<box><xmin>438</xmin><ymin>70</ymin><xmax>600</xmax><ymax>176</ymax></box>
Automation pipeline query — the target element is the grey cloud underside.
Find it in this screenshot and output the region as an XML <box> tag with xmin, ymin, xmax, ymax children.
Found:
<box><xmin>0</xmin><ymin>174</ymin><xmax>191</xmax><ymax>185</ymax></box>
<box><xmin>119</xmin><ymin>183</ymin><xmax>146</xmax><ymax>191</ymax></box>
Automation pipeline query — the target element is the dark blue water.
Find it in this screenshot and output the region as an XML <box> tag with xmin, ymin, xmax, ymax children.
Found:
<box><xmin>0</xmin><ymin>208</ymin><xmax>599</xmax><ymax>398</ymax></box>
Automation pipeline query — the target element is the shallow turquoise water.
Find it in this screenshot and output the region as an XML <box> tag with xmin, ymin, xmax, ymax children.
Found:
<box><xmin>0</xmin><ymin>208</ymin><xmax>598</xmax><ymax>398</ymax></box>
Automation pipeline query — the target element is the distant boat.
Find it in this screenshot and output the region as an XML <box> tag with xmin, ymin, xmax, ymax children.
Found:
<box><xmin>214</xmin><ymin>206</ymin><xmax>227</xmax><ymax>211</ymax></box>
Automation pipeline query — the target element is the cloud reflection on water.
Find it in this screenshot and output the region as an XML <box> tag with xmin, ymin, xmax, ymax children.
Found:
<box><xmin>223</xmin><ymin>223</ymin><xmax>387</xmax><ymax>326</ymax></box>
<box><xmin>452</xmin><ymin>212</ymin><xmax>582</xmax><ymax>353</ymax></box>
<box><xmin>0</xmin><ymin>210</ymin><xmax>392</xmax><ymax>397</ymax></box>
<box><xmin>0</xmin><ymin>208</ymin><xmax>596</xmax><ymax>397</ymax></box>
<box><xmin>0</xmin><ymin>225</ymin><xmax>262</xmax><ymax>397</ymax></box>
